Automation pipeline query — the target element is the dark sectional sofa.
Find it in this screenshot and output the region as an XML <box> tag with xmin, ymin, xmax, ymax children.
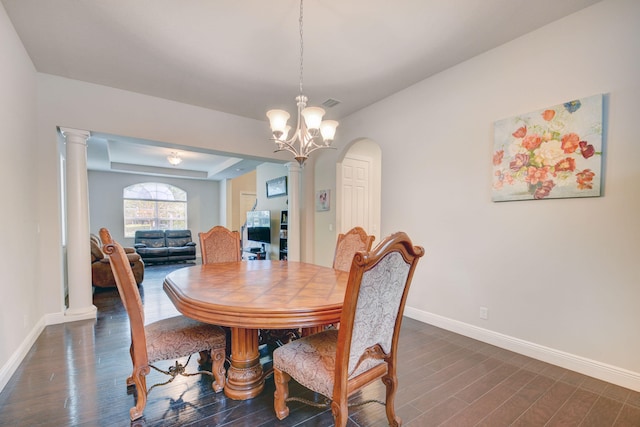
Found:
<box><xmin>133</xmin><ymin>229</ymin><xmax>197</xmax><ymax>264</ymax></box>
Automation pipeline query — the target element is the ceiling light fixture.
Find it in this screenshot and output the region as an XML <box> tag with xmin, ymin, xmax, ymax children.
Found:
<box><xmin>266</xmin><ymin>0</ymin><xmax>338</xmax><ymax>166</ymax></box>
<box><xmin>167</xmin><ymin>152</ymin><xmax>182</xmax><ymax>166</ymax></box>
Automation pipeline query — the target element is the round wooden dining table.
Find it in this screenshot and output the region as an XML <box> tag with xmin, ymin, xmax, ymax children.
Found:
<box><xmin>163</xmin><ymin>260</ymin><xmax>349</xmax><ymax>400</ymax></box>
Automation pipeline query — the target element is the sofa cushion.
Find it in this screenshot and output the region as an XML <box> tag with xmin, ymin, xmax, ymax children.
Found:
<box><xmin>126</xmin><ymin>252</ymin><xmax>142</xmax><ymax>263</ymax></box>
<box><xmin>134</xmin><ymin>230</ymin><xmax>165</xmax><ymax>248</ymax></box>
<box><xmin>136</xmin><ymin>247</ymin><xmax>169</xmax><ymax>257</ymax></box>
<box><xmin>165</xmin><ymin>229</ymin><xmax>193</xmax><ymax>247</ymax></box>
<box><xmin>168</xmin><ymin>246</ymin><xmax>196</xmax><ymax>256</ymax></box>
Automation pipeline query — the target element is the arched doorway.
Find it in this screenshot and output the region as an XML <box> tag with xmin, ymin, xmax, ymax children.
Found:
<box><xmin>336</xmin><ymin>139</ymin><xmax>382</xmax><ymax>241</ymax></box>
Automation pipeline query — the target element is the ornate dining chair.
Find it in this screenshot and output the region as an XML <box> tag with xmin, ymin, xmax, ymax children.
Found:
<box><xmin>99</xmin><ymin>228</ymin><xmax>227</xmax><ymax>421</ymax></box>
<box><xmin>332</xmin><ymin>226</ymin><xmax>375</xmax><ymax>272</ymax></box>
<box><xmin>198</xmin><ymin>225</ymin><xmax>241</xmax><ymax>264</ymax></box>
<box><xmin>273</xmin><ymin>231</ymin><xmax>425</xmax><ymax>426</ymax></box>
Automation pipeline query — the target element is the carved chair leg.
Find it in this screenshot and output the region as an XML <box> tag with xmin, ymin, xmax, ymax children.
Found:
<box><xmin>331</xmin><ymin>400</ymin><xmax>349</xmax><ymax>427</ymax></box>
<box><xmin>127</xmin><ymin>342</ymin><xmax>135</xmax><ymax>387</ymax></box>
<box><xmin>383</xmin><ymin>373</ymin><xmax>401</xmax><ymax>427</ymax></box>
<box><xmin>273</xmin><ymin>368</ymin><xmax>291</xmax><ymax>420</ymax></box>
<box><xmin>129</xmin><ymin>368</ymin><xmax>148</xmax><ymax>421</ymax></box>
<box><xmin>210</xmin><ymin>348</ymin><xmax>226</xmax><ymax>393</ymax></box>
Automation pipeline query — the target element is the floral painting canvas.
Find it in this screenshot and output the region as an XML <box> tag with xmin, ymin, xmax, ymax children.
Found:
<box><xmin>492</xmin><ymin>94</ymin><xmax>603</xmax><ymax>202</ymax></box>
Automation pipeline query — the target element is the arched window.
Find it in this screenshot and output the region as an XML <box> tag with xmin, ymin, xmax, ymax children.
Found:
<box><xmin>123</xmin><ymin>183</ymin><xmax>188</xmax><ymax>237</ymax></box>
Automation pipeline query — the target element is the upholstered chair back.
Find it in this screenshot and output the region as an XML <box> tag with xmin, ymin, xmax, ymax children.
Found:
<box><xmin>332</xmin><ymin>226</ymin><xmax>375</xmax><ymax>272</ymax></box>
<box><xmin>346</xmin><ymin>251</ymin><xmax>409</xmax><ymax>375</ymax></box>
<box><xmin>199</xmin><ymin>226</ymin><xmax>241</xmax><ymax>264</ymax></box>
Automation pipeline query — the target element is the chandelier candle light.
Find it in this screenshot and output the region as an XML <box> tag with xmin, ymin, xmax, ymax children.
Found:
<box><xmin>266</xmin><ymin>0</ymin><xmax>338</xmax><ymax>166</ymax></box>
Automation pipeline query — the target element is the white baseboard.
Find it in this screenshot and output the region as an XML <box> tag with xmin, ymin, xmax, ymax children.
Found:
<box><xmin>0</xmin><ymin>309</ymin><xmax>97</xmax><ymax>393</ymax></box>
<box><xmin>404</xmin><ymin>306</ymin><xmax>640</xmax><ymax>392</ymax></box>
<box><xmin>0</xmin><ymin>316</ymin><xmax>46</xmax><ymax>392</ymax></box>
<box><xmin>44</xmin><ymin>308</ymin><xmax>97</xmax><ymax>325</ymax></box>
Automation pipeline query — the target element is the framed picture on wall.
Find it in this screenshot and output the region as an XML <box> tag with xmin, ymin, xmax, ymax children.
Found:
<box><xmin>316</xmin><ymin>189</ymin><xmax>330</xmax><ymax>211</ymax></box>
<box><xmin>492</xmin><ymin>93</ymin><xmax>603</xmax><ymax>202</ymax></box>
<box><xmin>266</xmin><ymin>176</ymin><xmax>287</xmax><ymax>198</ymax></box>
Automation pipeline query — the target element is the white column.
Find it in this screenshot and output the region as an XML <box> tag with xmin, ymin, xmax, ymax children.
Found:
<box><xmin>61</xmin><ymin>127</ymin><xmax>97</xmax><ymax>320</ymax></box>
<box><xmin>286</xmin><ymin>162</ymin><xmax>301</xmax><ymax>262</ymax></box>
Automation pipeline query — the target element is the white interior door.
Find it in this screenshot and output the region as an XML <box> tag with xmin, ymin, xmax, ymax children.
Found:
<box><xmin>340</xmin><ymin>156</ymin><xmax>371</xmax><ymax>233</ymax></box>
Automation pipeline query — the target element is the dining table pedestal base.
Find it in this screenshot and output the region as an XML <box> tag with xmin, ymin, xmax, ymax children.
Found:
<box><xmin>225</xmin><ymin>327</ymin><xmax>265</xmax><ymax>400</ymax></box>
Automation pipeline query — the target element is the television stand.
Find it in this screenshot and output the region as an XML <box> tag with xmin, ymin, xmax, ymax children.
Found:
<box><xmin>244</xmin><ymin>247</ymin><xmax>266</xmax><ymax>260</ymax></box>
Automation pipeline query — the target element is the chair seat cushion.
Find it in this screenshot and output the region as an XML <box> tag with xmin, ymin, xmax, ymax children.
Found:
<box><xmin>273</xmin><ymin>330</ymin><xmax>338</xmax><ymax>397</ymax></box>
<box><xmin>273</xmin><ymin>329</ymin><xmax>387</xmax><ymax>398</ymax></box>
<box><xmin>145</xmin><ymin>316</ymin><xmax>226</xmax><ymax>364</ymax></box>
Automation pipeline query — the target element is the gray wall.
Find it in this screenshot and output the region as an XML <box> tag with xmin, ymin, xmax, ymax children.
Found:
<box><xmin>0</xmin><ymin>1</ymin><xmax>39</xmax><ymax>384</ymax></box>
<box><xmin>88</xmin><ymin>170</ymin><xmax>221</xmax><ymax>249</ymax></box>
<box><xmin>314</xmin><ymin>0</ymin><xmax>640</xmax><ymax>389</ymax></box>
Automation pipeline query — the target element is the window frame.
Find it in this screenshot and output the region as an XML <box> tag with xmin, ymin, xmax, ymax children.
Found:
<box><xmin>123</xmin><ymin>182</ymin><xmax>188</xmax><ymax>238</ymax></box>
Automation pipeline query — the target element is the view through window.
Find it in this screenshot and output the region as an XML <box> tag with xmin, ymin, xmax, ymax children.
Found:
<box><xmin>123</xmin><ymin>182</ymin><xmax>187</xmax><ymax>237</ymax></box>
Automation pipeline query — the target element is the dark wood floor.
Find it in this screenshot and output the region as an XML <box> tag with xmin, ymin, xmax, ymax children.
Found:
<box><xmin>1</xmin><ymin>263</ymin><xmax>639</xmax><ymax>426</ymax></box>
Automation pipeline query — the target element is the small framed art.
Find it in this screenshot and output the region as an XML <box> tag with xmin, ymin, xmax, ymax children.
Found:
<box><xmin>316</xmin><ymin>189</ymin><xmax>330</xmax><ymax>211</ymax></box>
<box><xmin>266</xmin><ymin>176</ymin><xmax>287</xmax><ymax>198</ymax></box>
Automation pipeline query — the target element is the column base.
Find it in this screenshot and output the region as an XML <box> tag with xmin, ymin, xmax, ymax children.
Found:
<box><xmin>65</xmin><ymin>305</ymin><xmax>97</xmax><ymax>322</ymax></box>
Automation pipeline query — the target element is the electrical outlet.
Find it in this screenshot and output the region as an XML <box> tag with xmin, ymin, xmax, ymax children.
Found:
<box><xmin>479</xmin><ymin>306</ymin><xmax>489</xmax><ymax>320</ymax></box>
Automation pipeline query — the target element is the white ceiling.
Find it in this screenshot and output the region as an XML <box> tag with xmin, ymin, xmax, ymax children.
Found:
<box><xmin>2</xmin><ymin>0</ymin><xmax>602</xmax><ymax>180</ymax></box>
<box><xmin>86</xmin><ymin>131</ymin><xmax>268</xmax><ymax>181</ymax></box>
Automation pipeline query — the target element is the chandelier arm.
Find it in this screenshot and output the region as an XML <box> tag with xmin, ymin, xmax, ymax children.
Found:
<box><xmin>310</xmin><ymin>143</ymin><xmax>337</xmax><ymax>153</ymax></box>
<box><xmin>273</xmin><ymin>143</ymin><xmax>302</xmax><ymax>158</ymax></box>
<box><xmin>276</xmin><ymin>138</ymin><xmax>306</xmax><ymax>157</ymax></box>
<box><xmin>302</xmin><ymin>141</ymin><xmax>337</xmax><ymax>157</ymax></box>
<box><xmin>269</xmin><ymin>138</ymin><xmax>298</xmax><ymax>152</ymax></box>
<box><xmin>275</xmin><ymin>137</ymin><xmax>326</xmax><ymax>156</ymax></box>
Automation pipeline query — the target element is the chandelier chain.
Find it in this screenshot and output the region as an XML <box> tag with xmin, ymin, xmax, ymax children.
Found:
<box><xmin>298</xmin><ymin>0</ymin><xmax>304</xmax><ymax>96</ymax></box>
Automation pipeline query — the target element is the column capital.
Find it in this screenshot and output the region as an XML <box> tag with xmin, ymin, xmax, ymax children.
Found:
<box><xmin>286</xmin><ymin>161</ymin><xmax>302</xmax><ymax>174</ymax></box>
<box><xmin>59</xmin><ymin>127</ymin><xmax>90</xmax><ymax>145</ymax></box>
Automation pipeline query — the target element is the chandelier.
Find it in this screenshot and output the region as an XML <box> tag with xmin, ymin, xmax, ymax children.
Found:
<box><xmin>167</xmin><ymin>152</ymin><xmax>182</xmax><ymax>166</ymax></box>
<box><xmin>266</xmin><ymin>0</ymin><xmax>338</xmax><ymax>166</ymax></box>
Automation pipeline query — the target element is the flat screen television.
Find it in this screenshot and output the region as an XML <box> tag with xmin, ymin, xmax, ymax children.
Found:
<box><xmin>246</xmin><ymin>210</ymin><xmax>271</xmax><ymax>244</ymax></box>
